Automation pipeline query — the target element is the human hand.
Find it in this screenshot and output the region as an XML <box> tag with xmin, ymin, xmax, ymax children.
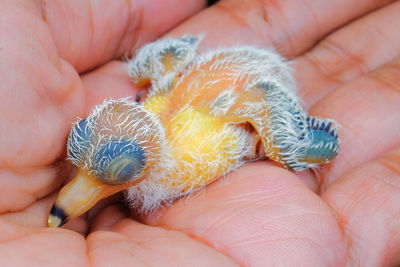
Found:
<box><xmin>1</xmin><ymin>0</ymin><xmax>400</xmax><ymax>266</ymax></box>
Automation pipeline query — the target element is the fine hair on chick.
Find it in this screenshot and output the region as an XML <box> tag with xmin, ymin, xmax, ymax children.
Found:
<box><xmin>48</xmin><ymin>35</ymin><xmax>339</xmax><ymax>227</ymax></box>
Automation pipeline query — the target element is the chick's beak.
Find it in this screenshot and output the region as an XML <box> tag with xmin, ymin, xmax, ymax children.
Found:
<box><xmin>48</xmin><ymin>167</ymin><xmax>128</xmax><ymax>227</ymax></box>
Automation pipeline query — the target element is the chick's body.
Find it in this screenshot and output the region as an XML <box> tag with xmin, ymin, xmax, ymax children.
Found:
<box><xmin>133</xmin><ymin>47</ymin><xmax>277</xmax><ymax>207</ymax></box>
<box><xmin>48</xmin><ymin>36</ymin><xmax>340</xmax><ymax>227</ymax></box>
<box><xmin>132</xmin><ymin>77</ymin><xmax>257</xmax><ymax>211</ymax></box>
<box><xmin>143</xmin><ymin>89</ymin><xmax>254</xmax><ymax>193</ymax></box>
<box><xmin>133</xmin><ymin>42</ymin><xmax>291</xmax><ymax>195</ymax></box>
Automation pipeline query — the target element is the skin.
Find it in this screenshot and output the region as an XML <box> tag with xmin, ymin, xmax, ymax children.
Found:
<box><xmin>0</xmin><ymin>0</ymin><xmax>400</xmax><ymax>265</ymax></box>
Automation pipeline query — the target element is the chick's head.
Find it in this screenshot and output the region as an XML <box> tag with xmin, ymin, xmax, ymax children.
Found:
<box><xmin>48</xmin><ymin>99</ymin><xmax>165</xmax><ymax>227</ymax></box>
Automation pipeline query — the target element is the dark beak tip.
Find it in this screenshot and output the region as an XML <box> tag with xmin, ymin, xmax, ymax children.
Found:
<box><xmin>48</xmin><ymin>205</ymin><xmax>68</xmax><ymax>227</ymax></box>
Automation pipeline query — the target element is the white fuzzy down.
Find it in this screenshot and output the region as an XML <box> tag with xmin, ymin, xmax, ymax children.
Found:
<box><xmin>128</xmin><ymin>36</ymin><xmax>202</xmax><ymax>96</ymax></box>
<box><xmin>68</xmin><ymin>36</ymin><xmax>340</xmax><ymax>213</ymax></box>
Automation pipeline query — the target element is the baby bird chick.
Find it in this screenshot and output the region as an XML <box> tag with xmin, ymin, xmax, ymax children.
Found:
<box><xmin>48</xmin><ymin>36</ymin><xmax>339</xmax><ymax>227</ymax></box>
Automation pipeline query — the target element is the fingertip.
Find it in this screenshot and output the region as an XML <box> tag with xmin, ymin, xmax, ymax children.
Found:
<box><xmin>62</xmin><ymin>217</ymin><xmax>88</xmax><ymax>236</ymax></box>
<box><xmin>89</xmin><ymin>205</ymin><xmax>130</xmax><ymax>232</ymax></box>
<box><xmin>81</xmin><ymin>61</ymin><xmax>141</xmax><ymax>113</ymax></box>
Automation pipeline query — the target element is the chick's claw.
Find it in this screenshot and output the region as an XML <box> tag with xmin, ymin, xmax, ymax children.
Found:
<box><xmin>48</xmin><ymin>36</ymin><xmax>340</xmax><ymax>226</ymax></box>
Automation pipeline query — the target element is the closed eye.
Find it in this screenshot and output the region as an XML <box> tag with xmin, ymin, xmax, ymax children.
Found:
<box><xmin>93</xmin><ymin>139</ymin><xmax>146</xmax><ymax>185</ymax></box>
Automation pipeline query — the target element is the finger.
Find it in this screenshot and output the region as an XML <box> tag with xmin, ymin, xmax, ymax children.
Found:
<box><xmin>41</xmin><ymin>0</ymin><xmax>206</xmax><ymax>72</ymax></box>
<box><xmin>0</xmin><ymin>219</ymin><xmax>88</xmax><ymax>266</ymax></box>
<box><xmin>0</xmin><ymin>192</ymin><xmax>57</xmax><ymax>227</ymax></box>
<box><xmin>87</xmin><ymin>219</ymin><xmax>238</xmax><ymax>266</ymax></box>
<box><xmin>81</xmin><ymin>61</ymin><xmax>140</xmax><ymax>113</ymax></box>
<box><xmin>0</xmin><ymin>2</ymin><xmax>87</xmax><ymax>213</ymax></box>
<box><xmin>294</xmin><ymin>1</ymin><xmax>400</xmax><ymax>108</ymax></box>
<box><xmin>169</xmin><ymin>0</ymin><xmax>393</xmax><ymax>57</ymax></box>
<box><xmin>0</xmin><ymin>187</ymin><xmax>88</xmax><ymax>235</ymax></box>
<box><xmin>0</xmin><ymin>161</ymin><xmax>72</xmax><ymax>213</ymax></box>
<box><xmin>309</xmin><ymin>58</ymin><xmax>400</xmax><ymax>188</ymax></box>
<box><xmin>0</xmin><ymin>25</ymin><xmax>84</xmax><ymax>169</ymax></box>
<box><xmin>144</xmin><ymin>162</ymin><xmax>346</xmax><ymax>266</ymax></box>
<box><xmin>89</xmin><ymin>205</ymin><xmax>129</xmax><ymax>232</ymax></box>
<box><xmin>322</xmin><ymin>148</ymin><xmax>400</xmax><ymax>266</ymax></box>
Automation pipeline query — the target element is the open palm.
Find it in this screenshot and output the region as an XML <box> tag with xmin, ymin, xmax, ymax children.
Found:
<box><xmin>1</xmin><ymin>0</ymin><xmax>400</xmax><ymax>266</ymax></box>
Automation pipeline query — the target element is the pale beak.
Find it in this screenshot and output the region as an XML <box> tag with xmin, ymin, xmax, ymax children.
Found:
<box><xmin>47</xmin><ymin>167</ymin><xmax>128</xmax><ymax>227</ymax></box>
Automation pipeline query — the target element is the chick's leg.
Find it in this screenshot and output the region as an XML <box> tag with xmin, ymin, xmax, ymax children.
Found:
<box><xmin>212</xmin><ymin>81</ymin><xmax>339</xmax><ymax>171</ymax></box>
<box><xmin>127</xmin><ymin>36</ymin><xmax>202</xmax><ymax>92</ymax></box>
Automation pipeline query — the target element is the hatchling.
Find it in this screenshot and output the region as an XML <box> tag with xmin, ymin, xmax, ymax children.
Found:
<box><xmin>48</xmin><ymin>36</ymin><xmax>339</xmax><ymax>227</ymax></box>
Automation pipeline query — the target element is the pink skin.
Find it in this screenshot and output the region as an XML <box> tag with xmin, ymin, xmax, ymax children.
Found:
<box><xmin>0</xmin><ymin>0</ymin><xmax>400</xmax><ymax>265</ymax></box>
